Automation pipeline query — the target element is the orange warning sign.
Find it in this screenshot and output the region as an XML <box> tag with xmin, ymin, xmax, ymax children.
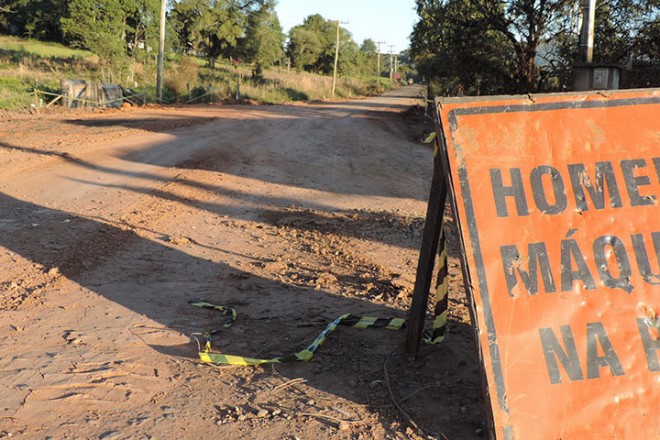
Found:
<box><xmin>436</xmin><ymin>89</ymin><xmax>660</xmax><ymax>439</ymax></box>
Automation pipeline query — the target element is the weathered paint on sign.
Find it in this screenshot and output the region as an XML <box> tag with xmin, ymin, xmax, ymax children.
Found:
<box><xmin>436</xmin><ymin>89</ymin><xmax>660</xmax><ymax>439</ymax></box>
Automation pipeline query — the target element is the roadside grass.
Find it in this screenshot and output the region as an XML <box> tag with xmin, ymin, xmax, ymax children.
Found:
<box><xmin>0</xmin><ymin>35</ymin><xmax>400</xmax><ymax>110</ymax></box>
<box><xmin>0</xmin><ymin>35</ymin><xmax>94</xmax><ymax>59</ymax></box>
<box><xmin>0</xmin><ymin>76</ymin><xmax>34</xmax><ymax>109</ymax></box>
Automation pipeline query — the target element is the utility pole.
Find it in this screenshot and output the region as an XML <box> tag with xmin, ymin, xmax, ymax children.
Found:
<box><xmin>375</xmin><ymin>41</ymin><xmax>385</xmax><ymax>85</ymax></box>
<box><xmin>156</xmin><ymin>0</ymin><xmax>166</xmax><ymax>103</ymax></box>
<box><xmin>330</xmin><ymin>20</ymin><xmax>349</xmax><ymax>99</ymax></box>
<box><xmin>388</xmin><ymin>45</ymin><xmax>395</xmax><ymax>81</ymax></box>
<box><xmin>579</xmin><ymin>0</ymin><xmax>596</xmax><ymax>63</ymax></box>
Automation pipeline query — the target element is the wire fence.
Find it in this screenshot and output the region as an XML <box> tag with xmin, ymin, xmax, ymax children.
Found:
<box><xmin>0</xmin><ymin>87</ymin><xmax>146</xmax><ymax>112</ymax></box>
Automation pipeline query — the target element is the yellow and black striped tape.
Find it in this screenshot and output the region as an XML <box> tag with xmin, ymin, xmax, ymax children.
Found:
<box><xmin>191</xmin><ymin>226</ymin><xmax>449</xmax><ymax>366</ymax></box>
<box><xmin>422</xmin><ymin>225</ymin><xmax>447</xmax><ymax>345</ymax></box>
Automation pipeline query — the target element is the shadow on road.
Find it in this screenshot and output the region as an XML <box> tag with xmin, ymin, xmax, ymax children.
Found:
<box><xmin>0</xmin><ymin>88</ymin><xmax>484</xmax><ymax>436</ymax></box>
<box><xmin>0</xmin><ymin>189</ymin><xmax>483</xmax><ymax>437</ymax></box>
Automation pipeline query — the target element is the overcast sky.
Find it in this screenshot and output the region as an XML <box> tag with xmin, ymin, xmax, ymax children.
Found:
<box><xmin>275</xmin><ymin>0</ymin><xmax>418</xmax><ymax>53</ymax></box>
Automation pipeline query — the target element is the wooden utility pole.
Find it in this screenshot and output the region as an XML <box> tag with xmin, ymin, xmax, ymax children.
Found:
<box><xmin>388</xmin><ymin>45</ymin><xmax>395</xmax><ymax>81</ymax></box>
<box><xmin>330</xmin><ymin>20</ymin><xmax>348</xmax><ymax>99</ymax></box>
<box><xmin>156</xmin><ymin>0</ymin><xmax>166</xmax><ymax>103</ymax></box>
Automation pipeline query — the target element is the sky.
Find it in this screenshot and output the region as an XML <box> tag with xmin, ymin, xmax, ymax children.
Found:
<box><xmin>274</xmin><ymin>0</ymin><xmax>418</xmax><ymax>54</ymax></box>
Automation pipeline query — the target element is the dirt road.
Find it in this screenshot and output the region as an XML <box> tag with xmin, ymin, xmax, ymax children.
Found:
<box><xmin>0</xmin><ymin>87</ymin><xmax>485</xmax><ymax>439</ymax></box>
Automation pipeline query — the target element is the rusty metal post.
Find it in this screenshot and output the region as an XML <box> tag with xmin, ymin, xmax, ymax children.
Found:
<box><xmin>579</xmin><ymin>0</ymin><xmax>596</xmax><ymax>63</ymax></box>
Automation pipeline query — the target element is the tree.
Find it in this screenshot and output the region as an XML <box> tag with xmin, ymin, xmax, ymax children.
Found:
<box><xmin>196</xmin><ymin>0</ymin><xmax>245</xmax><ymax>68</ymax></box>
<box><xmin>411</xmin><ymin>0</ymin><xmax>517</xmax><ymax>95</ymax></box>
<box><xmin>360</xmin><ymin>38</ymin><xmax>378</xmax><ymax>76</ymax></box>
<box><xmin>445</xmin><ymin>0</ymin><xmax>575</xmax><ymax>93</ymax></box>
<box><xmin>286</xmin><ymin>14</ymin><xmax>341</xmax><ymax>73</ymax></box>
<box><xmin>61</xmin><ymin>0</ymin><xmax>132</xmax><ymax>81</ymax></box>
<box><xmin>287</xmin><ymin>26</ymin><xmax>323</xmax><ymax>71</ymax></box>
<box><xmin>170</xmin><ymin>0</ymin><xmax>267</xmax><ymax>68</ymax></box>
<box><xmin>411</xmin><ymin>0</ymin><xmax>658</xmax><ymax>95</ymax></box>
<box><xmin>239</xmin><ymin>0</ymin><xmax>285</xmax><ymax>70</ymax></box>
<box><xmin>302</xmin><ymin>14</ymin><xmax>337</xmax><ymax>73</ymax></box>
<box><xmin>1</xmin><ymin>0</ymin><xmax>68</xmax><ymax>41</ymax></box>
<box><xmin>61</xmin><ymin>0</ymin><xmax>161</xmax><ymax>82</ymax></box>
<box><xmin>543</xmin><ymin>0</ymin><xmax>659</xmax><ymax>89</ymax></box>
<box><xmin>337</xmin><ymin>38</ymin><xmax>362</xmax><ymax>76</ymax></box>
<box><xmin>398</xmin><ymin>48</ymin><xmax>416</xmax><ymax>81</ymax></box>
<box><xmin>285</xmin><ymin>14</ymin><xmax>366</xmax><ymax>76</ymax></box>
<box><xmin>410</xmin><ymin>0</ymin><xmax>449</xmax><ymax>91</ymax></box>
<box><xmin>361</xmin><ymin>38</ymin><xmax>377</xmax><ymax>56</ymax></box>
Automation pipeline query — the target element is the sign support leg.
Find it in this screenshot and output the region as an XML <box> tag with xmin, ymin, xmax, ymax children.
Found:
<box><xmin>405</xmin><ymin>150</ymin><xmax>447</xmax><ymax>354</ymax></box>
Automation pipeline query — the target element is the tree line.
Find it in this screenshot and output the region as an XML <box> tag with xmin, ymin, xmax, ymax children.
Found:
<box><xmin>0</xmin><ymin>0</ymin><xmax>395</xmax><ymax>83</ymax></box>
<box><xmin>410</xmin><ymin>0</ymin><xmax>659</xmax><ymax>95</ymax></box>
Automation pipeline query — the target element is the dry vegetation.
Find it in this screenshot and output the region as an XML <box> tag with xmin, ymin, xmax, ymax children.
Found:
<box><xmin>0</xmin><ymin>35</ymin><xmax>398</xmax><ymax>110</ymax></box>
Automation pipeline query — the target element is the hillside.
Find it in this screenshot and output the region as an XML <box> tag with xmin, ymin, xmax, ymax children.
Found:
<box><xmin>0</xmin><ymin>36</ymin><xmax>397</xmax><ymax>111</ymax></box>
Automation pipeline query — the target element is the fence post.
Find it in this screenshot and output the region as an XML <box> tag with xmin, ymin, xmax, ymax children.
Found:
<box><xmin>34</xmin><ymin>90</ymin><xmax>40</xmax><ymax>115</ymax></box>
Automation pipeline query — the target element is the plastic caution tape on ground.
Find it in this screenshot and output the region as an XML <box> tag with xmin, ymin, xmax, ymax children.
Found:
<box><xmin>191</xmin><ymin>228</ymin><xmax>449</xmax><ymax>367</ymax></box>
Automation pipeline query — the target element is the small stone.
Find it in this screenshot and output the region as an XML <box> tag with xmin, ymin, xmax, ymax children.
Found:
<box><xmin>48</xmin><ymin>267</ymin><xmax>60</xmax><ymax>276</ymax></box>
<box><xmin>256</xmin><ymin>409</ymin><xmax>269</xmax><ymax>418</ymax></box>
<box><xmin>237</xmin><ymin>415</ymin><xmax>247</xmax><ymax>421</ymax></box>
<box><xmin>263</xmin><ymin>261</ymin><xmax>288</xmax><ymax>273</ymax></box>
<box><xmin>99</xmin><ymin>431</ymin><xmax>120</xmax><ymax>440</ymax></box>
<box><xmin>306</xmin><ymin>399</ymin><xmax>315</xmax><ymax>406</ymax></box>
<box><xmin>272</xmin><ymin>409</ymin><xmax>281</xmax><ymax>416</ymax></box>
<box><xmin>368</xmin><ymin>380</ymin><xmax>382</xmax><ymax>389</ymax></box>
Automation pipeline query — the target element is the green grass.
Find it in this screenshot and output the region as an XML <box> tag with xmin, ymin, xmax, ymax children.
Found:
<box><xmin>0</xmin><ymin>76</ymin><xmax>27</xmax><ymax>91</ymax></box>
<box><xmin>0</xmin><ymin>35</ymin><xmax>94</xmax><ymax>60</ymax></box>
<box><xmin>0</xmin><ymin>77</ymin><xmax>33</xmax><ymax>109</ymax></box>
